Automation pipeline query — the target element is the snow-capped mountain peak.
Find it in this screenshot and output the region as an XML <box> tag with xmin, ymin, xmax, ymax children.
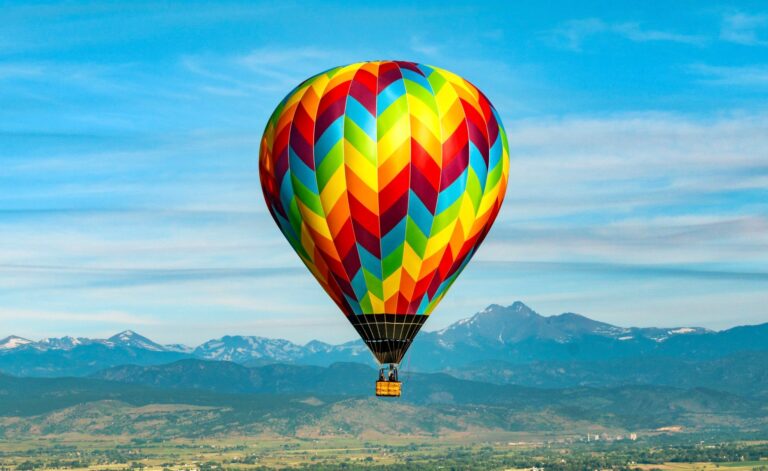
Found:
<box><xmin>193</xmin><ymin>335</ymin><xmax>305</xmax><ymax>363</ymax></box>
<box><xmin>0</xmin><ymin>335</ymin><xmax>33</xmax><ymax>350</ymax></box>
<box><xmin>670</xmin><ymin>327</ymin><xmax>697</xmax><ymax>335</ymax></box>
<box><xmin>164</xmin><ymin>343</ymin><xmax>194</xmax><ymax>353</ymax></box>
<box><xmin>38</xmin><ymin>336</ymin><xmax>87</xmax><ymax>350</ymax></box>
<box><xmin>107</xmin><ymin>330</ymin><xmax>166</xmax><ymax>351</ymax></box>
<box><xmin>431</xmin><ymin>302</ymin><xmax>713</xmax><ymax>347</ymax></box>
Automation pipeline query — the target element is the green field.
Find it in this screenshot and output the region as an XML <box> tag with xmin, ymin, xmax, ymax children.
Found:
<box><xmin>1</xmin><ymin>435</ymin><xmax>767</xmax><ymax>470</ymax></box>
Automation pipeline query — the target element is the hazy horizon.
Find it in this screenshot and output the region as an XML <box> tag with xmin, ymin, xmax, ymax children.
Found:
<box><xmin>2</xmin><ymin>299</ymin><xmax>766</xmax><ymax>346</ymax></box>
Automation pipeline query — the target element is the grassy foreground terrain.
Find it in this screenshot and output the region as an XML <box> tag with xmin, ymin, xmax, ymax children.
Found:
<box><xmin>1</xmin><ymin>356</ymin><xmax>766</xmax><ymax>469</ymax></box>
<box><xmin>3</xmin><ymin>365</ymin><xmax>767</xmax><ymax>438</ymax></box>
<box><xmin>0</xmin><ymin>435</ymin><xmax>767</xmax><ymax>470</ymax></box>
<box><xmin>1</xmin><ymin>367</ymin><xmax>767</xmax><ymax>469</ymax></box>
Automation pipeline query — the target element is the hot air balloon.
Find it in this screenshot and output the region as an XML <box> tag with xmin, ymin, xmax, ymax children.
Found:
<box><xmin>259</xmin><ymin>61</ymin><xmax>509</xmax><ymax>396</ymax></box>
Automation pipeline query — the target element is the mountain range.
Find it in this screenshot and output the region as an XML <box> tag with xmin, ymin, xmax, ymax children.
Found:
<box><xmin>0</xmin><ymin>302</ymin><xmax>723</xmax><ymax>359</ymax></box>
<box><xmin>1</xmin><ymin>302</ymin><xmax>766</xmax><ymax>394</ymax></box>
<box><xmin>1</xmin><ymin>301</ymin><xmax>767</xmax><ymax>439</ymax></box>
<box><xmin>1</xmin><ymin>359</ymin><xmax>765</xmax><ymax>439</ymax></box>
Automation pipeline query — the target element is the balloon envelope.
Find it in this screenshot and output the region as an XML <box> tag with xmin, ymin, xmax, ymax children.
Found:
<box><xmin>259</xmin><ymin>61</ymin><xmax>509</xmax><ymax>364</ymax></box>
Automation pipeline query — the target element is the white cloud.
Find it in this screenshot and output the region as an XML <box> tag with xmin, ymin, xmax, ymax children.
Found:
<box><xmin>181</xmin><ymin>46</ymin><xmax>352</xmax><ymax>97</ymax></box>
<box><xmin>480</xmin><ymin>215</ymin><xmax>768</xmax><ymax>267</ymax></box>
<box><xmin>409</xmin><ymin>36</ymin><xmax>441</xmax><ymax>56</ymax></box>
<box><xmin>0</xmin><ymin>60</ymin><xmax>144</xmax><ymax>96</ymax></box>
<box><xmin>0</xmin><ymin>308</ymin><xmax>160</xmax><ymax>325</ymax></box>
<box><xmin>0</xmin><ymin>63</ymin><xmax>44</xmax><ymax>79</ymax></box>
<box><xmin>690</xmin><ymin>63</ymin><xmax>768</xmax><ymax>86</ymax></box>
<box><xmin>611</xmin><ymin>22</ymin><xmax>705</xmax><ymax>44</ymax></box>
<box><xmin>720</xmin><ymin>12</ymin><xmax>768</xmax><ymax>46</ymax></box>
<box><xmin>507</xmin><ymin>112</ymin><xmax>767</xmax><ymax>185</ymax></box>
<box><xmin>480</xmin><ymin>112</ymin><xmax>768</xmax><ymax>267</ymax></box>
<box><xmin>549</xmin><ymin>18</ymin><xmax>705</xmax><ymax>51</ymax></box>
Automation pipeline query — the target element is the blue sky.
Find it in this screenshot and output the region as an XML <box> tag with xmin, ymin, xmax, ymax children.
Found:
<box><xmin>1</xmin><ymin>0</ymin><xmax>767</xmax><ymax>345</ymax></box>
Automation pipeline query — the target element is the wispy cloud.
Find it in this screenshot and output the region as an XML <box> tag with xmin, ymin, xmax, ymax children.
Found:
<box><xmin>409</xmin><ymin>36</ymin><xmax>441</xmax><ymax>57</ymax></box>
<box><xmin>0</xmin><ymin>308</ymin><xmax>160</xmax><ymax>325</ymax></box>
<box><xmin>475</xmin><ymin>260</ymin><xmax>768</xmax><ymax>283</ymax></box>
<box><xmin>0</xmin><ymin>63</ymin><xmax>45</xmax><ymax>80</ymax></box>
<box><xmin>0</xmin><ymin>60</ymin><xmax>150</xmax><ymax>96</ymax></box>
<box><xmin>720</xmin><ymin>12</ymin><xmax>768</xmax><ymax>46</ymax></box>
<box><xmin>549</xmin><ymin>18</ymin><xmax>706</xmax><ymax>51</ymax></box>
<box><xmin>481</xmin><ymin>215</ymin><xmax>768</xmax><ymax>267</ymax></box>
<box><xmin>690</xmin><ymin>63</ymin><xmax>768</xmax><ymax>86</ymax></box>
<box><xmin>0</xmin><ymin>264</ymin><xmax>303</xmax><ymax>280</ymax></box>
<box><xmin>487</xmin><ymin>112</ymin><xmax>768</xmax><ymax>269</ymax></box>
<box><xmin>181</xmin><ymin>47</ymin><xmax>350</xmax><ymax>97</ymax></box>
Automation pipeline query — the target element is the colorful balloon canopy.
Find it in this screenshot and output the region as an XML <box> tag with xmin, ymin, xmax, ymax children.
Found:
<box><xmin>259</xmin><ymin>61</ymin><xmax>509</xmax><ymax>364</ymax></box>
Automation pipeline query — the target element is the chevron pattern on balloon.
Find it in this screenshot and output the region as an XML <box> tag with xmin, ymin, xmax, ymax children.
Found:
<box><xmin>260</xmin><ymin>61</ymin><xmax>510</xmax><ymax>320</ymax></box>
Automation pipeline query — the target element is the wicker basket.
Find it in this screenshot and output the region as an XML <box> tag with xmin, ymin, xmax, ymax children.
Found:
<box><xmin>375</xmin><ymin>381</ymin><xmax>402</xmax><ymax>397</ymax></box>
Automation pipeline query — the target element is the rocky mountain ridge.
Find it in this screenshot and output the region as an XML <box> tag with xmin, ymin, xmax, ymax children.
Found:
<box><xmin>1</xmin><ymin>302</ymin><xmax>763</xmax><ymax>377</ymax></box>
